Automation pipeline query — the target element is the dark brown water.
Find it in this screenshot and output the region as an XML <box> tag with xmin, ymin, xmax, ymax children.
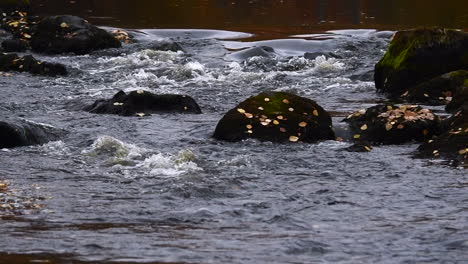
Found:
<box><xmin>33</xmin><ymin>0</ymin><xmax>468</xmax><ymax>37</ymax></box>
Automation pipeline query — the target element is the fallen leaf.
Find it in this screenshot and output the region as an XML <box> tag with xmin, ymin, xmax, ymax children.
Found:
<box><xmin>60</xmin><ymin>22</ymin><xmax>69</xmax><ymax>28</ymax></box>
<box><xmin>246</xmin><ymin>124</ymin><xmax>253</xmax><ymax>129</ymax></box>
<box><xmin>280</xmin><ymin>127</ymin><xmax>287</xmax><ymax>133</ymax></box>
<box><xmin>312</xmin><ymin>110</ymin><xmax>319</xmax><ymax>116</ymax></box>
<box><xmin>264</xmin><ymin>98</ymin><xmax>270</xmax><ymax>102</ymax></box>
<box><xmin>288</xmin><ymin>108</ymin><xmax>294</xmax><ymax>112</ymax></box>
<box><xmin>237</xmin><ymin>108</ymin><xmax>245</xmax><ymax>114</ymax></box>
<box><xmin>289</xmin><ymin>136</ymin><xmax>299</xmax><ymax>142</ymax></box>
<box><xmin>244</xmin><ymin>113</ymin><xmax>253</xmax><ymax>119</ymax></box>
<box><xmin>273</xmin><ymin>120</ymin><xmax>280</xmax><ymax>125</ymax></box>
<box><xmin>298</xmin><ymin>122</ymin><xmax>307</xmax><ymax>127</ymax></box>
<box><xmin>360</xmin><ymin>124</ymin><xmax>368</xmax><ymax>130</ymax></box>
<box><xmin>282</xmin><ymin>99</ymin><xmax>290</xmax><ymax>104</ymax></box>
<box><xmin>385</xmin><ymin>123</ymin><xmax>392</xmax><ymax>131</ymax></box>
<box><xmin>353</xmin><ymin>134</ymin><xmax>361</xmax><ymax>139</ymax></box>
<box><xmin>258</xmin><ymin>107</ymin><xmax>264</xmax><ymax>110</ymax></box>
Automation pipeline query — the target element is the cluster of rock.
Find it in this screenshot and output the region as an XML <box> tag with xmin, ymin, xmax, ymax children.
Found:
<box><xmin>0</xmin><ymin>1</ymin><xmax>465</xmax><ymax>167</ymax></box>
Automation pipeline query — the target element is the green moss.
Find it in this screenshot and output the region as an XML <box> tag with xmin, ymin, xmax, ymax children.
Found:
<box><xmin>250</xmin><ymin>92</ymin><xmax>294</xmax><ymax>116</ymax></box>
<box><xmin>464</xmin><ymin>79</ymin><xmax>468</xmax><ymax>88</ymax></box>
<box><xmin>0</xmin><ymin>0</ymin><xmax>30</xmax><ymax>6</ymax></box>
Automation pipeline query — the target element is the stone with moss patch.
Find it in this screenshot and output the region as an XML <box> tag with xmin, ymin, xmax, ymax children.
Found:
<box><xmin>213</xmin><ymin>91</ymin><xmax>335</xmax><ymax>143</ymax></box>
<box><xmin>343</xmin><ymin>104</ymin><xmax>442</xmax><ymax>144</ymax></box>
<box><xmin>375</xmin><ymin>28</ymin><xmax>468</xmax><ymax>98</ymax></box>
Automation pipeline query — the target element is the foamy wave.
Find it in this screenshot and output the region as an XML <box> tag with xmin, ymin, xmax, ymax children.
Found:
<box><xmin>312</xmin><ymin>55</ymin><xmax>345</xmax><ymax>73</ymax></box>
<box><xmin>39</xmin><ymin>140</ymin><xmax>70</xmax><ymax>156</ymax></box>
<box><xmin>141</xmin><ymin>149</ymin><xmax>202</xmax><ymax>177</ymax></box>
<box><xmin>98</xmin><ymin>49</ymin><xmax>184</xmax><ymax>68</ymax></box>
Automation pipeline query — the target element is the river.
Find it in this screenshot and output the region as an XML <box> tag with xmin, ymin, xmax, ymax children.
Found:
<box><xmin>1</xmin><ymin>1</ymin><xmax>467</xmax><ymax>263</ymax></box>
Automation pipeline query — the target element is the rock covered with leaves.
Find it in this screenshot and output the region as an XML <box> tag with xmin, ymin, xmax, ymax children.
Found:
<box><xmin>401</xmin><ymin>70</ymin><xmax>468</xmax><ymax>106</ymax></box>
<box><xmin>375</xmin><ymin>28</ymin><xmax>468</xmax><ymax>98</ymax></box>
<box><xmin>0</xmin><ymin>119</ymin><xmax>63</xmax><ymax>148</ymax></box>
<box><xmin>84</xmin><ymin>90</ymin><xmax>202</xmax><ymax>116</ymax></box>
<box><xmin>343</xmin><ymin>104</ymin><xmax>442</xmax><ymax>144</ymax></box>
<box><xmin>30</xmin><ymin>15</ymin><xmax>121</xmax><ymax>54</ymax></box>
<box><xmin>418</xmin><ymin>105</ymin><xmax>468</xmax><ymax>167</ymax></box>
<box><xmin>213</xmin><ymin>91</ymin><xmax>335</xmax><ymax>143</ymax></box>
<box><xmin>0</xmin><ymin>52</ymin><xmax>67</xmax><ymax>76</ymax></box>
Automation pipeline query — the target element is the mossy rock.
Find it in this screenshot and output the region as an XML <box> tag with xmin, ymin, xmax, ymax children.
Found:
<box><xmin>401</xmin><ymin>70</ymin><xmax>468</xmax><ymax>105</ymax></box>
<box><xmin>213</xmin><ymin>91</ymin><xmax>335</xmax><ymax>143</ymax></box>
<box><xmin>0</xmin><ymin>119</ymin><xmax>62</xmax><ymax>149</ymax></box>
<box><xmin>417</xmin><ymin>105</ymin><xmax>468</xmax><ymax>167</ymax></box>
<box><xmin>343</xmin><ymin>104</ymin><xmax>442</xmax><ymax>144</ymax></box>
<box><xmin>446</xmin><ymin>82</ymin><xmax>468</xmax><ymax>113</ymax></box>
<box><xmin>375</xmin><ymin>28</ymin><xmax>468</xmax><ymax>98</ymax></box>
<box><xmin>84</xmin><ymin>90</ymin><xmax>202</xmax><ymax>116</ymax></box>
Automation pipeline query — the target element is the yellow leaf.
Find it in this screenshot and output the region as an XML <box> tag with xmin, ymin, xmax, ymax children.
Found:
<box><xmin>298</xmin><ymin>122</ymin><xmax>307</xmax><ymax>127</ymax></box>
<box><xmin>237</xmin><ymin>108</ymin><xmax>246</xmax><ymax>114</ymax></box>
<box><xmin>258</xmin><ymin>107</ymin><xmax>264</xmax><ymax>111</ymax></box>
<box><xmin>364</xmin><ymin>146</ymin><xmax>372</xmax><ymax>151</ymax></box>
<box><xmin>246</xmin><ymin>124</ymin><xmax>253</xmax><ymax>129</ymax></box>
<box><xmin>360</xmin><ymin>124</ymin><xmax>368</xmax><ymax>130</ymax></box>
<box><xmin>353</xmin><ymin>134</ymin><xmax>361</xmax><ymax>139</ymax></box>
<box><xmin>288</xmin><ymin>108</ymin><xmax>294</xmax><ymax>112</ymax></box>
<box><xmin>60</xmin><ymin>22</ymin><xmax>69</xmax><ymax>28</ymax></box>
<box><xmin>289</xmin><ymin>136</ymin><xmax>299</xmax><ymax>142</ymax></box>
<box><xmin>264</xmin><ymin>98</ymin><xmax>270</xmax><ymax>102</ymax></box>
<box><xmin>313</xmin><ymin>110</ymin><xmax>319</xmax><ymax>116</ymax></box>
<box><xmin>277</xmin><ymin>115</ymin><xmax>284</xmax><ymax>120</ymax></box>
<box><xmin>459</xmin><ymin>149</ymin><xmax>467</xmax><ymax>155</ymax></box>
<box><xmin>246</xmin><ymin>130</ymin><xmax>253</xmax><ymax>134</ymax></box>
<box><xmin>273</xmin><ymin>120</ymin><xmax>280</xmax><ymax>125</ymax></box>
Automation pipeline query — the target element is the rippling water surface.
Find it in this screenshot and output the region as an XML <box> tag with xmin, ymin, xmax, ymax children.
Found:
<box><xmin>1</xmin><ymin>3</ymin><xmax>468</xmax><ymax>264</ymax></box>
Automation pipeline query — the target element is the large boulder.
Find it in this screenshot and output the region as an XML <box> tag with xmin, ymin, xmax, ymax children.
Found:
<box><xmin>213</xmin><ymin>91</ymin><xmax>335</xmax><ymax>143</ymax></box>
<box><xmin>0</xmin><ymin>53</ymin><xmax>67</xmax><ymax>76</ymax></box>
<box><xmin>343</xmin><ymin>104</ymin><xmax>442</xmax><ymax>144</ymax></box>
<box><xmin>84</xmin><ymin>90</ymin><xmax>202</xmax><ymax>116</ymax></box>
<box><xmin>30</xmin><ymin>15</ymin><xmax>121</xmax><ymax>54</ymax></box>
<box><xmin>375</xmin><ymin>28</ymin><xmax>468</xmax><ymax>98</ymax></box>
<box><xmin>0</xmin><ymin>120</ymin><xmax>62</xmax><ymax>148</ymax></box>
<box><xmin>417</xmin><ymin>105</ymin><xmax>468</xmax><ymax>167</ymax></box>
<box><xmin>401</xmin><ymin>70</ymin><xmax>468</xmax><ymax>105</ymax></box>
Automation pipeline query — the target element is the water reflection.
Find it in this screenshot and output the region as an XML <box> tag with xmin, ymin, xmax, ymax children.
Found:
<box><xmin>32</xmin><ymin>0</ymin><xmax>468</xmax><ymax>34</ymax></box>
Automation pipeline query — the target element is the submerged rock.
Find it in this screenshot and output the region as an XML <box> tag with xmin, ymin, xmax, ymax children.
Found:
<box><xmin>402</xmin><ymin>70</ymin><xmax>468</xmax><ymax>105</ymax></box>
<box><xmin>417</xmin><ymin>105</ymin><xmax>468</xmax><ymax>167</ymax></box>
<box><xmin>375</xmin><ymin>28</ymin><xmax>468</xmax><ymax>98</ymax></box>
<box><xmin>0</xmin><ymin>120</ymin><xmax>62</xmax><ymax>148</ymax></box>
<box><xmin>84</xmin><ymin>90</ymin><xmax>202</xmax><ymax>116</ymax></box>
<box><xmin>228</xmin><ymin>46</ymin><xmax>275</xmax><ymax>61</ymax></box>
<box><xmin>343</xmin><ymin>141</ymin><xmax>373</xmax><ymax>152</ymax></box>
<box><xmin>343</xmin><ymin>104</ymin><xmax>442</xmax><ymax>144</ymax></box>
<box><xmin>213</xmin><ymin>91</ymin><xmax>335</xmax><ymax>143</ymax></box>
<box><xmin>0</xmin><ymin>53</ymin><xmax>67</xmax><ymax>76</ymax></box>
<box><xmin>30</xmin><ymin>15</ymin><xmax>121</xmax><ymax>54</ymax></box>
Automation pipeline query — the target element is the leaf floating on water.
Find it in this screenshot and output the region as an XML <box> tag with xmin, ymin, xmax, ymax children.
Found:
<box><xmin>397</xmin><ymin>124</ymin><xmax>404</xmax><ymax>129</ymax></box>
<box><xmin>246</xmin><ymin>124</ymin><xmax>253</xmax><ymax>129</ymax></box>
<box><xmin>289</xmin><ymin>136</ymin><xmax>299</xmax><ymax>142</ymax></box>
<box><xmin>298</xmin><ymin>122</ymin><xmax>307</xmax><ymax>127</ymax></box>
<box><xmin>244</xmin><ymin>113</ymin><xmax>253</xmax><ymax>119</ymax></box>
<box><xmin>60</xmin><ymin>22</ymin><xmax>69</xmax><ymax>28</ymax></box>
<box><xmin>282</xmin><ymin>99</ymin><xmax>290</xmax><ymax>104</ymax></box>
<box><xmin>353</xmin><ymin>134</ymin><xmax>361</xmax><ymax>139</ymax></box>
<box><xmin>264</xmin><ymin>98</ymin><xmax>270</xmax><ymax>102</ymax></box>
<box><xmin>385</xmin><ymin>123</ymin><xmax>392</xmax><ymax>131</ymax></box>
<box><xmin>280</xmin><ymin>127</ymin><xmax>287</xmax><ymax>133</ymax></box>
<box><xmin>312</xmin><ymin>110</ymin><xmax>319</xmax><ymax>116</ymax></box>
<box><xmin>360</xmin><ymin>124</ymin><xmax>368</xmax><ymax>131</ymax></box>
<box><xmin>237</xmin><ymin>108</ymin><xmax>246</xmax><ymax>114</ymax></box>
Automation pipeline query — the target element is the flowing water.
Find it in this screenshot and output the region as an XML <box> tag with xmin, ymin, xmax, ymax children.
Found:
<box><xmin>1</xmin><ymin>2</ymin><xmax>468</xmax><ymax>264</ymax></box>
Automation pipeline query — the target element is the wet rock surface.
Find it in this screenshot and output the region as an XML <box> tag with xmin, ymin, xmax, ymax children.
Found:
<box><xmin>417</xmin><ymin>105</ymin><xmax>468</xmax><ymax>167</ymax></box>
<box><xmin>0</xmin><ymin>52</ymin><xmax>67</xmax><ymax>76</ymax></box>
<box><xmin>30</xmin><ymin>15</ymin><xmax>121</xmax><ymax>54</ymax></box>
<box><xmin>214</xmin><ymin>91</ymin><xmax>335</xmax><ymax>143</ymax></box>
<box><xmin>343</xmin><ymin>104</ymin><xmax>442</xmax><ymax>144</ymax></box>
<box><xmin>374</xmin><ymin>28</ymin><xmax>468</xmax><ymax>98</ymax></box>
<box><xmin>84</xmin><ymin>90</ymin><xmax>202</xmax><ymax>116</ymax></box>
<box><xmin>0</xmin><ymin>120</ymin><xmax>62</xmax><ymax>148</ymax></box>
<box><xmin>1</xmin><ymin>38</ymin><xmax>29</xmax><ymax>52</ymax></box>
<box><xmin>401</xmin><ymin>70</ymin><xmax>468</xmax><ymax>106</ymax></box>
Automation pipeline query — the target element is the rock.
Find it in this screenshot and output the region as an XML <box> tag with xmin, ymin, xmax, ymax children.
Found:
<box><xmin>147</xmin><ymin>40</ymin><xmax>184</xmax><ymax>52</ymax></box>
<box><xmin>446</xmin><ymin>81</ymin><xmax>468</xmax><ymax>113</ymax></box>
<box><xmin>0</xmin><ymin>120</ymin><xmax>62</xmax><ymax>148</ymax></box>
<box><xmin>0</xmin><ymin>53</ymin><xmax>67</xmax><ymax>76</ymax></box>
<box><xmin>343</xmin><ymin>104</ymin><xmax>442</xmax><ymax>144</ymax></box>
<box><xmin>84</xmin><ymin>90</ymin><xmax>202</xmax><ymax>116</ymax></box>
<box><xmin>344</xmin><ymin>141</ymin><xmax>373</xmax><ymax>152</ymax></box>
<box><xmin>1</xmin><ymin>38</ymin><xmax>29</xmax><ymax>52</ymax></box>
<box><xmin>401</xmin><ymin>70</ymin><xmax>468</xmax><ymax>105</ymax></box>
<box><xmin>417</xmin><ymin>105</ymin><xmax>468</xmax><ymax>167</ymax></box>
<box><xmin>0</xmin><ymin>0</ymin><xmax>29</xmax><ymax>10</ymax></box>
<box><xmin>0</xmin><ymin>9</ymin><xmax>36</xmax><ymax>40</ymax></box>
<box><xmin>213</xmin><ymin>91</ymin><xmax>335</xmax><ymax>142</ymax></box>
<box><xmin>111</xmin><ymin>29</ymin><xmax>133</xmax><ymax>44</ymax></box>
<box><xmin>30</xmin><ymin>15</ymin><xmax>121</xmax><ymax>55</ymax></box>
<box><xmin>375</xmin><ymin>28</ymin><xmax>468</xmax><ymax>98</ymax></box>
